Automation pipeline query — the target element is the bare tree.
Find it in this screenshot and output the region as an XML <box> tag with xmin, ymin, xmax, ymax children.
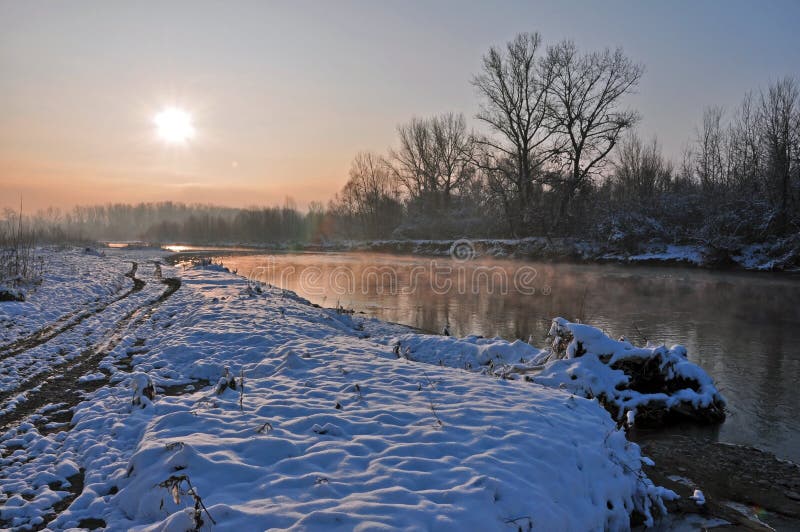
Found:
<box><xmin>727</xmin><ymin>93</ymin><xmax>762</xmax><ymax>191</ymax></box>
<box><xmin>546</xmin><ymin>41</ymin><xmax>643</xmax><ymax>219</ymax></box>
<box><xmin>431</xmin><ymin>114</ymin><xmax>477</xmax><ymax>207</ymax></box>
<box><xmin>694</xmin><ymin>106</ymin><xmax>726</xmax><ymax>190</ymax></box>
<box><xmin>391</xmin><ymin>113</ymin><xmax>476</xmax><ymax>208</ymax></box>
<box><xmin>472</xmin><ymin>32</ymin><xmax>555</xmax><ymax>234</ymax></box>
<box><xmin>334</xmin><ymin>152</ymin><xmax>403</xmax><ymax>238</ymax></box>
<box><xmin>758</xmin><ymin>77</ymin><xmax>799</xmax><ymax>224</ymax></box>
<box><xmin>392</xmin><ymin>117</ymin><xmax>434</xmax><ymax>201</ymax></box>
<box><xmin>613</xmin><ymin>133</ymin><xmax>673</xmax><ymax>201</ymax></box>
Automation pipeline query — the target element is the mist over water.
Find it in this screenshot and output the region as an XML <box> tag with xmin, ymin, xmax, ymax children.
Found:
<box><xmin>212</xmin><ymin>250</ymin><xmax>800</xmax><ymax>462</ymax></box>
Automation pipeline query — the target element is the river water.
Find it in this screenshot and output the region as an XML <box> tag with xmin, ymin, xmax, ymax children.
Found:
<box><xmin>188</xmin><ymin>249</ymin><xmax>800</xmax><ymax>463</ymax></box>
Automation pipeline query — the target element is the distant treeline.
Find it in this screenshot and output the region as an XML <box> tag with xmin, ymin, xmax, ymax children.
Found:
<box><xmin>2</xmin><ymin>201</ymin><xmax>316</xmax><ymax>244</ymax></box>
<box><xmin>2</xmin><ymin>32</ymin><xmax>798</xmax><ymax>252</ymax></box>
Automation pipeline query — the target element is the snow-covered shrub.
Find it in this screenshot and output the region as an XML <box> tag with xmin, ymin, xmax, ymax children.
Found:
<box><xmin>758</xmin><ymin>233</ymin><xmax>800</xmax><ymax>271</ymax></box>
<box><xmin>391</xmin><ymin>199</ymin><xmax>498</xmax><ymax>239</ymax></box>
<box><xmin>534</xmin><ymin>318</ymin><xmax>726</xmax><ymax>426</ymax></box>
<box><xmin>697</xmin><ymin>197</ymin><xmax>778</xmax><ymax>245</ymax></box>
<box><xmin>595</xmin><ymin>210</ymin><xmax>669</xmax><ymax>253</ymax></box>
<box><xmin>131</xmin><ymin>373</ymin><xmax>156</xmax><ymax>407</ymax></box>
<box><xmin>190</xmin><ymin>257</ymin><xmax>230</xmax><ymax>272</ymax></box>
<box><xmin>156</xmin><ymin>474</ymin><xmax>216</xmax><ymax>530</ymax></box>
<box><xmin>214</xmin><ymin>366</ymin><xmax>238</xmax><ymax>395</ymax></box>
<box><xmin>0</xmin><ymin>284</ymin><xmax>25</xmax><ymax>301</ymax></box>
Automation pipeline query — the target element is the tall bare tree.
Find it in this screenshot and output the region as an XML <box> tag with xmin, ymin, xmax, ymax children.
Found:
<box><xmin>431</xmin><ymin>113</ymin><xmax>477</xmax><ymax>207</ymax></box>
<box><xmin>391</xmin><ymin>113</ymin><xmax>475</xmax><ymax>208</ymax></box>
<box><xmin>546</xmin><ymin>41</ymin><xmax>643</xmax><ymax>219</ymax></box>
<box><xmin>759</xmin><ymin>77</ymin><xmax>799</xmax><ymax>224</ymax></box>
<box><xmin>727</xmin><ymin>93</ymin><xmax>762</xmax><ymax>191</ymax></box>
<box><xmin>613</xmin><ymin>133</ymin><xmax>673</xmax><ymax>201</ymax></box>
<box><xmin>472</xmin><ymin>32</ymin><xmax>555</xmax><ymax>234</ymax></box>
<box><xmin>334</xmin><ymin>152</ymin><xmax>403</xmax><ymax>238</ymax></box>
<box><xmin>694</xmin><ymin>106</ymin><xmax>727</xmax><ymax>190</ymax></box>
<box><xmin>392</xmin><ymin>117</ymin><xmax>434</xmax><ymax>201</ymax></box>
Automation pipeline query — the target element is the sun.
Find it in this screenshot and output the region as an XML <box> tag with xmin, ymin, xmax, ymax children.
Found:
<box><xmin>154</xmin><ymin>107</ymin><xmax>195</xmax><ymax>144</ymax></box>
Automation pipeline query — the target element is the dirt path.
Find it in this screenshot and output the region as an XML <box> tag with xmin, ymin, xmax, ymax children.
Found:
<box><xmin>0</xmin><ymin>274</ymin><xmax>182</xmax><ymax>530</ymax></box>
<box><xmin>0</xmin><ymin>277</ymin><xmax>180</xmax><ymax>433</ymax></box>
<box><xmin>0</xmin><ymin>276</ymin><xmax>181</xmax><ymax>531</ymax></box>
<box><xmin>0</xmin><ymin>262</ymin><xmax>144</xmax><ymax>362</ymax></box>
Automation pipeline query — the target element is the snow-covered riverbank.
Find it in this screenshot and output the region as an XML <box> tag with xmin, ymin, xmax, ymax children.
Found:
<box><xmin>161</xmin><ymin>234</ymin><xmax>800</xmax><ymax>272</ymax></box>
<box><xmin>1</xmin><ymin>249</ymin><xmax>741</xmax><ymax>530</ymax></box>
<box><xmin>344</xmin><ymin>236</ymin><xmax>800</xmax><ymax>272</ymax></box>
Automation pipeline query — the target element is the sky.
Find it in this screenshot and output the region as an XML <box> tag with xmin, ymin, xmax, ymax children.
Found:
<box><xmin>1</xmin><ymin>0</ymin><xmax>799</xmax><ymax>213</ymax></box>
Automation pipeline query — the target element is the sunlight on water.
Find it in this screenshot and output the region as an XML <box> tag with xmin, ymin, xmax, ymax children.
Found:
<box><xmin>164</xmin><ymin>244</ymin><xmax>190</xmax><ymax>253</ymax></box>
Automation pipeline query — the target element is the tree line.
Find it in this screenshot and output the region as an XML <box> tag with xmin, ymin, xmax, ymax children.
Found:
<box><xmin>330</xmin><ymin>33</ymin><xmax>647</xmax><ymax>238</ymax></box>
<box><xmin>3</xmin><ymin>32</ymin><xmax>798</xmax><ymax>250</ymax></box>
<box><xmin>329</xmin><ymin>32</ymin><xmax>799</xmax><ymax>247</ymax></box>
<box><xmin>2</xmin><ymin>201</ymin><xmax>311</xmax><ymax>244</ymax></box>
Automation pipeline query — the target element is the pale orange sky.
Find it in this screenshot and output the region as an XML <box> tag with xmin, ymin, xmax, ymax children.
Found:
<box><xmin>2</xmin><ymin>1</ymin><xmax>798</xmax><ymax>213</ymax></box>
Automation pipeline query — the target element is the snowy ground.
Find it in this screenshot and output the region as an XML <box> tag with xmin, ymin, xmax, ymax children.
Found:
<box><xmin>0</xmin><ymin>249</ymin><xmax>711</xmax><ymax>530</ymax></box>
<box><xmin>601</xmin><ymin>245</ymin><xmax>704</xmax><ymax>267</ymax></box>
<box><xmin>0</xmin><ymin>248</ymin><xmax>136</xmax><ymax>346</ymax></box>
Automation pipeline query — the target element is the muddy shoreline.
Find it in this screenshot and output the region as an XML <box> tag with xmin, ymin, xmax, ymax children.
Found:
<box><xmin>630</xmin><ymin>430</ymin><xmax>800</xmax><ymax>530</ymax></box>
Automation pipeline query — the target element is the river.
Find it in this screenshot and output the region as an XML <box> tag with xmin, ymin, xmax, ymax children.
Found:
<box><xmin>175</xmin><ymin>248</ymin><xmax>800</xmax><ymax>464</ymax></box>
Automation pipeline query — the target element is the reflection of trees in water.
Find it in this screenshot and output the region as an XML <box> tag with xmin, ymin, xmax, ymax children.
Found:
<box><xmin>755</xmin><ymin>326</ymin><xmax>792</xmax><ymax>438</ymax></box>
<box><xmin>228</xmin><ymin>253</ymin><xmax>799</xmax><ymax>347</ymax></box>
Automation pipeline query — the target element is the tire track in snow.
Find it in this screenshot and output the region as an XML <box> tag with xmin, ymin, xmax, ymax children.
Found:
<box><xmin>0</xmin><ymin>277</ymin><xmax>181</xmax><ymax>432</ymax></box>
<box><xmin>0</xmin><ymin>277</ymin><xmax>181</xmax><ymax>531</ymax></box>
<box><xmin>0</xmin><ymin>262</ymin><xmax>144</xmax><ymax>361</ymax></box>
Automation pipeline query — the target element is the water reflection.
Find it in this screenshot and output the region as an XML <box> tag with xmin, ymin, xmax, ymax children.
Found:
<box><xmin>213</xmin><ymin>251</ymin><xmax>800</xmax><ymax>462</ymax></box>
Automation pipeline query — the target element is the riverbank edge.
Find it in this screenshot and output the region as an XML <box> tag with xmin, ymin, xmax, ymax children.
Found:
<box><xmin>161</xmin><ymin>252</ymin><xmax>799</xmax><ymax>529</ymax></box>
<box><xmin>148</xmin><ymin>235</ymin><xmax>800</xmax><ymax>273</ymax></box>
<box><xmin>631</xmin><ymin>432</ymin><xmax>800</xmax><ymax>530</ymax></box>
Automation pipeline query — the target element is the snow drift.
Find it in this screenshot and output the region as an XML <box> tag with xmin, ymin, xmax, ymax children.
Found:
<box><xmin>388</xmin><ymin>318</ymin><xmax>726</xmax><ymax>428</ymax></box>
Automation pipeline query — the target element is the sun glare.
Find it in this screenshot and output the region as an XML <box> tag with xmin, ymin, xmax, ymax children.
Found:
<box><xmin>154</xmin><ymin>107</ymin><xmax>195</xmax><ymax>144</ymax></box>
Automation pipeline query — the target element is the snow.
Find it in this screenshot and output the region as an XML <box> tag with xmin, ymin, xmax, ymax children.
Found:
<box><xmin>0</xmin><ymin>254</ymin><xmax>171</xmax><ymax>404</ymax></box>
<box><xmin>381</xmin><ymin>316</ymin><xmax>725</xmax><ymax>427</ymax></box>
<box><xmin>733</xmin><ymin>235</ymin><xmax>800</xmax><ymax>272</ymax></box>
<box><xmin>130</xmin><ymin>373</ymin><xmax>155</xmax><ymax>407</ymax></box>
<box><xmin>383</xmin><ymin>333</ymin><xmax>550</xmax><ymax>369</ymax></box>
<box><xmin>77</xmin><ymin>373</ymin><xmax>106</xmax><ymax>384</ymax></box>
<box><xmin>690</xmin><ymin>489</ymin><xmax>705</xmax><ymax>506</ymax></box>
<box><xmin>0</xmin><ymin>247</ymin><xmax>156</xmax><ymax>345</ymax></box>
<box><xmin>0</xmin><ymin>250</ymin><xmax>683</xmax><ymax>530</ymax></box>
<box><xmin>603</xmin><ymin>245</ymin><xmax>704</xmax><ymax>266</ymax></box>
<box><xmin>532</xmin><ymin>318</ymin><xmax>725</xmax><ymax>423</ymax></box>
